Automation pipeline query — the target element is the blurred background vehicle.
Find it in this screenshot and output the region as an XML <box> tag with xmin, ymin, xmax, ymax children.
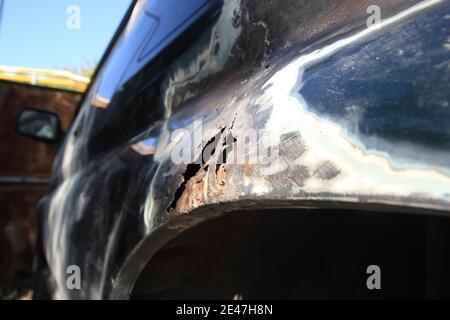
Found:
<box><xmin>0</xmin><ymin>75</ymin><xmax>82</xmax><ymax>298</ymax></box>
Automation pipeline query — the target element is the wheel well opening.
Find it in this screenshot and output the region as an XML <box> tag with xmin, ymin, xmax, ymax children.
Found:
<box><xmin>131</xmin><ymin>208</ymin><xmax>450</xmax><ymax>299</ymax></box>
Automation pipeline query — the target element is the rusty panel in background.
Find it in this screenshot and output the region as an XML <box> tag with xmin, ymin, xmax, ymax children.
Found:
<box><xmin>0</xmin><ymin>81</ymin><xmax>81</xmax><ymax>293</ymax></box>
<box><xmin>0</xmin><ymin>81</ymin><xmax>81</xmax><ymax>177</ymax></box>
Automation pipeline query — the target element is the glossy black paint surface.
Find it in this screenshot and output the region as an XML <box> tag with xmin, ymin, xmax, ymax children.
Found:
<box><xmin>301</xmin><ymin>5</ymin><xmax>450</xmax><ymax>160</ymax></box>
<box><xmin>38</xmin><ymin>0</ymin><xmax>450</xmax><ymax>299</ymax></box>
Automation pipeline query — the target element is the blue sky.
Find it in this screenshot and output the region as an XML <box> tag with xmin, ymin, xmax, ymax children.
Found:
<box><xmin>0</xmin><ymin>0</ymin><xmax>131</xmax><ymax>73</ymax></box>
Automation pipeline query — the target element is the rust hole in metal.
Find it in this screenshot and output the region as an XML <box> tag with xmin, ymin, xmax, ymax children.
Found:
<box><xmin>168</xmin><ymin>163</ymin><xmax>203</xmax><ymax>211</ymax></box>
<box><xmin>168</xmin><ymin>127</ymin><xmax>226</xmax><ymax>212</ymax></box>
<box><xmin>202</xmin><ymin>127</ymin><xmax>225</xmax><ymax>164</ymax></box>
<box><xmin>216</xmin><ymin>132</ymin><xmax>237</xmax><ymax>175</ymax></box>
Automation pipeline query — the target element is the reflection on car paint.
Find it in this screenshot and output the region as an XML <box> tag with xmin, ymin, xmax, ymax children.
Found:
<box><xmin>39</xmin><ymin>0</ymin><xmax>450</xmax><ymax>299</ymax></box>
<box><xmin>131</xmin><ymin>137</ymin><xmax>158</xmax><ymax>156</ymax></box>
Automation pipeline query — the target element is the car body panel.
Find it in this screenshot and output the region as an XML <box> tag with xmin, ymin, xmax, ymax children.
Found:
<box><xmin>39</xmin><ymin>0</ymin><xmax>450</xmax><ymax>299</ymax></box>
